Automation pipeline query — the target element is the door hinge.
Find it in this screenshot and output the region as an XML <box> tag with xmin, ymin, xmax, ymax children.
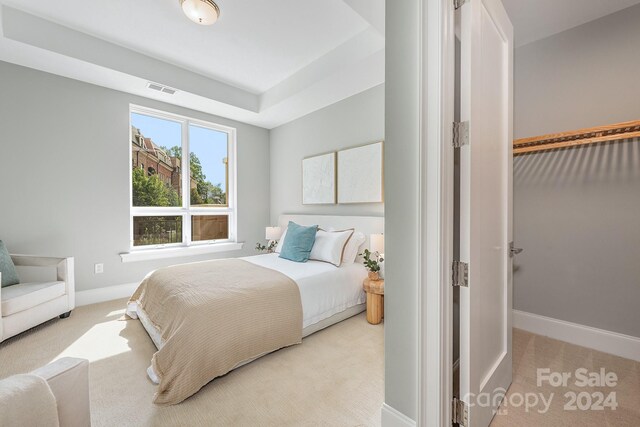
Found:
<box><xmin>453</xmin><ymin>121</ymin><xmax>469</xmax><ymax>148</ymax></box>
<box><xmin>509</xmin><ymin>241</ymin><xmax>524</xmax><ymax>258</ymax></box>
<box><xmin>452</xmin><ymin>397</ymin><xmax>469</xmax><ymax>426</ymax></box>
<box><xmin>454</xmin><ymin>0</ymin><xmax>468</xmax><ymax>10</ymax></box>
<box><xmin>452</xmin><ymin>261</ymin><xmax>469</xmax><ymax>287</ymax></box>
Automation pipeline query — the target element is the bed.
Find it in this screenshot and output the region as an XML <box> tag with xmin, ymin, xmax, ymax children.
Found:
<box><xmin>126</xmin><ymin>214</ymin><xmax>384</xmax><ymax>405</ymax></box>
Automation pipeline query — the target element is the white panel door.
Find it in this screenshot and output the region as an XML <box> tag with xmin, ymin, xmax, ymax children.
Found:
<box><xmin>459</xmin><ymin>0</ymin><xmax>513</xmax><ymax>425</ymax></box>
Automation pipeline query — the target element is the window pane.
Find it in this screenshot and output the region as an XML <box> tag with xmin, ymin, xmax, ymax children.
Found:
<box><xmin>192</xmin><ymin>215</ymin><xmax>229</xmax><ymax>241</ymax></box>
<box><xmin>131</xmin><ymin>113</ymin><xmax>182</xmax><ymax>207</ymax></box>
<box><xmin>133</xmin><ymin>216</ymin><xmax>183</xmax><ymax>246</ymax></box>
<box><xmin>189</xmin><ymin>125</ymin><xmax>228</xmax><ymax>207</ymax></box>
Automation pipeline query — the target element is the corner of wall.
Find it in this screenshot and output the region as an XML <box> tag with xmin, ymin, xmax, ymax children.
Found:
<box><xmin>381</xmin><ymin>403</ymin><xmax>416</xmax><ymax>427</ymax></box>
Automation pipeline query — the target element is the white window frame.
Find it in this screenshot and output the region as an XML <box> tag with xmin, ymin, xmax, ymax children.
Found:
<box><xmin>126</xmin><ymin>105</ymin><xmax>238</xmax><ymax>254</ymax></box>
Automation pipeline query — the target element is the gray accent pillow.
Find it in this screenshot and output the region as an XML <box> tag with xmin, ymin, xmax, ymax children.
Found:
<box><xmin>0</xmin><ymin>240</ymin><xmax>20</xmax><ymax>287</ymax></box>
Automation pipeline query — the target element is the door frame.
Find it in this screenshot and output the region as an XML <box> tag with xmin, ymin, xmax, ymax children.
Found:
<box><xmin>418</xmin><ymin>0</ymin><xmax>456</xmax><ymax>426</ymax></box>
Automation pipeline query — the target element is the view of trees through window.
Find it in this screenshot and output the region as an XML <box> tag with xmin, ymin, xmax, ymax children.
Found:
<box><xmin>130</xmin><ymin>111</ymin><xmax>230</xmax><ymax>247</ymax></box>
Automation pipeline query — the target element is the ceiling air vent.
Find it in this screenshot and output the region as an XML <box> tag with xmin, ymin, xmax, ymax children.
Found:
<box><xmin>147</xmin><ymin>82</ymin><xmax>177</xmax><ymax>95</ymax></box>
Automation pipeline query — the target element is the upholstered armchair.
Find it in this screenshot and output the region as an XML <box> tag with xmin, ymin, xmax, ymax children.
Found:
<box><xmin>0</xmin><ymin>255</ymin><xmax>75</xmax><ymax>342</ymax></box>
<box><xmin>0</xmin><ymin>357</ymin><xmax>91</xmax><ymax>427</ymax></box>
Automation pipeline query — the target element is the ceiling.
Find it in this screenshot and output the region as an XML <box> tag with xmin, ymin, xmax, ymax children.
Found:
<box><xmin>0</xmin><ymin>0</ymin><xmax>385</xmax><ymax>128</ymax></box>
<box><xmin>1</xmin><ymin>0</ymin><xmax>371</xmax><ymax>94</ymax></box>
<box><xmin>2</xmin><ymin>0</ymin><xmax>636</xmax><ymax>128</ymax></box>
<box><xmin>502</xmin><ymin>0</ymin><xmax>640</xmax><ymax>47</ymax></box>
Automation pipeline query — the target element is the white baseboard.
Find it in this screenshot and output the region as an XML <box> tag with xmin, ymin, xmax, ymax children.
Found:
<box><xmin>381</xmin><ymin>403</ymin><xmax>416</xmax><ymax>427</ymax></box>
<box><xmin>75</xmin><ymin>283</ymin><xmax>138</xmax><ymax>307</ymax></box>
<box><xmin>513</xmin><ymin>310</ymin><xmax>640</xmax><ymax>362</ymax></box>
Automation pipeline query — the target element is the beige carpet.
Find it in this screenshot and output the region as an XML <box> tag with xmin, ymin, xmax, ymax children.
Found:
<box><xmin>0</xmin><ymin>299</ymin><xmax>384</xmax><ymax>427</ymax></box>
<box><xmin>491</xmin><ymin>329</ymin><xmax>640</xmax><ymax>426</ymax></box>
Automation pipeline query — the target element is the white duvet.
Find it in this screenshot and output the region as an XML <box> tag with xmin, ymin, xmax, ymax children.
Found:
<box><xmin>132</xmin><ymin>253</ymin><xmax>367</xmax><ymax>384</ymax></box>
<box><xmin>242</xmin><ymin>253</ymin><xmax>367</xmax><ymax>328</ymax></box>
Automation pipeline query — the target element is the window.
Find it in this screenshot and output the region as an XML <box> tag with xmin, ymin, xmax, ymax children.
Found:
<box><xmin>129</xmin><ymin>106</ymin><xmax>236</xmax><ymax>250</ymax></box>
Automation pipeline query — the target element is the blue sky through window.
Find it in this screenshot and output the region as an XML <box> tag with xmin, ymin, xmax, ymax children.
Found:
<box><xmin>189</xmin><ymin>124</ymin><xmax>228</xmax><ymax>188</ymax></box>
<box><xmin>131</xmin><ymin>113</ymin><xmax>228</xmax><ymax>187</ymax></box>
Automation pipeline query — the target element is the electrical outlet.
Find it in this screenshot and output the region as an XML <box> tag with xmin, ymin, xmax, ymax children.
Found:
<box><xmin>94</xmin><ymin>263</ymin><xmax>104</xmax><ymax>274</ymax></box>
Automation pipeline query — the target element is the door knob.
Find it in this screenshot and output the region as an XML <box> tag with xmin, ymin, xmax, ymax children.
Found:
<box><xmin>509</xmin><ymin>241</ymin><xmax>523</xmax><ymax>257</ymax></box>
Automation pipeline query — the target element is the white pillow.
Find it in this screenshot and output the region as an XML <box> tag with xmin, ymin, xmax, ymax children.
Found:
<box><xmin>274</xmin><ymin>228</ymin><xmax>288</xmax><ymax>253</ymax></box>
<box><xmin>309</xmin><ymin>229</ymin><xmax>354</xmax><ymax>267</ymax></box>
<box><xmin>341</xmin><ymin>231</ymin><xmax>366</xmax><ymax>265</ymax></box>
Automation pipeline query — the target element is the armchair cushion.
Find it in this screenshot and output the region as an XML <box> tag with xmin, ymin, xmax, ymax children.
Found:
<box><xmin>1</xmin><ymin>281</ymin><xmax>66</xmax><ymax>317</ymax></box>
<box><xmin>0</xmin><ymin>241</ymin><xmax>19</xmax><ymax>287</ymax></box>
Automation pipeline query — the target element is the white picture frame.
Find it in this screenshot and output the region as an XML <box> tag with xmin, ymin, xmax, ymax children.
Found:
<box><xmin>337</xmin><ymin>142</ymin><xmax>383</xmax><ymax>204</ymax></box>
<box><xmin>302</xmin><ymin>152</ymin><xmax>336</xmax><ymax>205</ymax></box>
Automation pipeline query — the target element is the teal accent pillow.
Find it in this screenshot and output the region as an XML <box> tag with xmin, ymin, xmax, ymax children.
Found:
<box><xmin>279</xmin><ymin>222</ymin><xmax>318</xmax><ymax>263</ymax></box>
<box><xmin>0</xmin><ymin>240</ymin><xmax>19</xmax><ymax>287</ymax></box>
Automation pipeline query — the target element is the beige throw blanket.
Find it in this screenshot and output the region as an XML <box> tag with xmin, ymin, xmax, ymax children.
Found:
<box><xmin>128</xmin><ymin>258</ymin><xmax>303</xmax><ymax>405</ymax></box>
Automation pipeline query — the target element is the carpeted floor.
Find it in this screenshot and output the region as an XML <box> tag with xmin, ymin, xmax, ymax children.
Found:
<box><xmin>0</xmin><ymin>299</ymin><xmax>384</xmax><ymax>427</ymax></box>
<box><xmin>490</xmin><ymin>329</ymin><xmax>640</xmax><ymax>426</ymax></box>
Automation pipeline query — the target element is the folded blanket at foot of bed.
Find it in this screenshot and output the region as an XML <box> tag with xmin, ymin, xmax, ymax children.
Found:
<box><xmin>127</xmin><ymin>258</ymin><xmax>303</xmax><ymax>405</ymax></box>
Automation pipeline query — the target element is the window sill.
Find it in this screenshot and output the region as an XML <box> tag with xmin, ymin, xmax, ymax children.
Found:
<box><xmin>120</xmin><ymin>242</ymin><xmax>244</xmax><ymax>263</ymax></box>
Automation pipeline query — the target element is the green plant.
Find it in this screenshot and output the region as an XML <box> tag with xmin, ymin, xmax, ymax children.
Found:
<box><xmin>132</xmin><ymin>167</ymin><xmax>181</xmax><ymax>207</ymax></box>
<box><xmin>255</xmin><ymin>240</ymin><xmax>278</xmax><ymax>253</ymax></box>
<box><xmin>160</xmin><ymin>145</ymin><xmax>227</xmax><ymax>205</ymax></box>
<box><xmin>359</xmin><ymin>248</ymin><xmax>384</xmax><ymax>273</ymax></box>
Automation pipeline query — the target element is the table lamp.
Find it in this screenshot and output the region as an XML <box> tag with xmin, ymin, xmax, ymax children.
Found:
<box><xmin>370</xmin><ymin>233</ymin><xmax>385</xmax><ymax>257</ymax></box>
<box><xmin>265</xmin><ymin>226</ymin><xmax>283</xmax><ymax>245</ymax></box>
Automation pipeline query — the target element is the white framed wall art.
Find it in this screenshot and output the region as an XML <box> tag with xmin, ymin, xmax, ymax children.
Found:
<box><xmin>302</xmin><ymin>152</ymin><xmax>337</xmax><ymax>205</ymax></box>
<box><xmin>337</xmin><ymin>141</ymin><xmax>383</xmax><ymax>204</ymax></box>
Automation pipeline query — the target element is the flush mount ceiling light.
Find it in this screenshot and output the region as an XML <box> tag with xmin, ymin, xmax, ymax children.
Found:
<box><xmin>180</xmin><ymin>0</ymin><xmax>220</xmax><ymax>25</ymax></box>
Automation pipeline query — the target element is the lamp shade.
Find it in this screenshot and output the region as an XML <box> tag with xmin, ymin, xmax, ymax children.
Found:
<box><xmin>265</xmin><ymin>226</ymin><xmax>283</xmax><ymax>241</ymax></box>
<box><xmin>370</xmin><ymin>233</ymin><xmax>384</xmax><ymax>254</ymax></box>
<box><xmin>180</xmin><ymin>0</ymin><xmax>220</xmax><ymax>25</ymax></box>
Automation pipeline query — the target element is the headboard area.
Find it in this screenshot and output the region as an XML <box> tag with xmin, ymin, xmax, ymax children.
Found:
<box><xmin>278</xmin><ymin>214</ymin><xmax>384</xmax><ymax>251</ymax></box>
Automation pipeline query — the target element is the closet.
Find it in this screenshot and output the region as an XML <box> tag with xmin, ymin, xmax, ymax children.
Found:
<box><xmin>511</xmin><ymin>118</ymin><xmax>640</xmax><ymax>357</ymax></box>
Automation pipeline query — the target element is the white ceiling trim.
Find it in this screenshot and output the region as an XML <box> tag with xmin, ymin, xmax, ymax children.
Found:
<box><xmin>1</xmin><ymin>6</ymin><xmax>258</xmax><ymax>111</ymax></box>
<box><xmin>260</xmin><ymin>27</ymin><xmax>384</xmax><ymax>111</ymax></box>
<box><xmin>0</xmin><ymin>3</ymin><xmax>385</xmax><ymax>129</ymax></box>
<box><xmin>1</xmin><ymin>0</ymin><xmax>372</xmax><ymax>94</ymax></box>
<box><xmin>502</xmin><ymin>0</ymin><xmax>640</xmax><ymax>47</ymax></box>
<box><xmin>259</xmin><ymin>49</ymin><xmax>385</xmax><ymax>127</ymax></box>
<box><xmin>343</xmin><ymin>0</ymin><xmax>385</xmax><ymax>35</ymax></box>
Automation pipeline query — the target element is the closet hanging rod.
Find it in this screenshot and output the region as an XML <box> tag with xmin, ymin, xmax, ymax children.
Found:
<box><xmin>513</xmin><ymin>119</ymin><xmax>640</xmax><ymax>155</ymax></box>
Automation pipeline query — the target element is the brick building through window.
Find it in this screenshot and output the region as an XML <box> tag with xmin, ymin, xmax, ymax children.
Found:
<box><xmin>131</xmin><ymin>126</ymin><xmax>196</xmax><ymax>195</ymax></box>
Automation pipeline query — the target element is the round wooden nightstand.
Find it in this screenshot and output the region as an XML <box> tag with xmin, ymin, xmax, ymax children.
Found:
<box><xmin>363</xmin><ymin>278</ymin><xmax>384</xmax><ymax>325</ymax></box>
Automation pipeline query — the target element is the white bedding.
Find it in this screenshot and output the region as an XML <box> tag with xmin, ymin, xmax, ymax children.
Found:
<box><xmin>133</xmin><ymin>254</ymin><xmax>367</xmax><ymax>384</ymax></box>
<box><xmin>242</xmin><ymin>253</ymin><xmax>367</xmax><ymax>328</ymax></box>
<box><xmin>129</xmin><ymin>213</ymin><xmax>377</xmax><ymax>387</ymax></box>
<box><xmin>139</xmin><ymin>253</ymin><xmax>367</xmax><ymax>384</ymax></box>
<box><xmin>131</xmin><ymin>253</ymin><xmax>368</xmax><ymax>352</ymax></box>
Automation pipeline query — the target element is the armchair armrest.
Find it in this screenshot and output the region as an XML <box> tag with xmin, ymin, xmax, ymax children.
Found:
<box><xmin>32</xmin><ymin>358</ymin><xmax>90</xmax><ymax>427</ymax></box>
<box><xmin>10</xmin><ymin>255</ymin><xmax>75</xmax><ymax>309</ymax></box>
<box><xmin>10</xmin><ymin>254</ymin><xmax>70</xmax><ymax>268</ymax></box>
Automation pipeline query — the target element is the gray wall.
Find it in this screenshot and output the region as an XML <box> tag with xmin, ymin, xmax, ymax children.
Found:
<box><xmin>384</xmin><ymin>0</ymin><xmax>420</xmax><ymax>420</ymax></box>
<box><xmin>513</xmin><ymin>5</ymin><xmax>640</xmax><ymax>337</ymax></box>
<box><xmin>0</xmin><ymin>61</ymin><xmax>270</xmax><ymax>292</ymax></box>
<box><xmin>269</xmin><ymin>84</ymin><xmax>385</xmax><ymax>223</ymax></box>
<box><xmin>514</xmin><ymin>4</ymin><xmax>640</xmax><ymax>138</ymax></box>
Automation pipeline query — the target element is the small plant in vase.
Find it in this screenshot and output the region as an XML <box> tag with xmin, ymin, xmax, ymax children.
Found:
<box><xmin>360</xmin><ymin>248</ymin><xmax>384</xmax><ymax>281</ymax></box>
<box><xmin>255</xmin><ymin>240</ymin><xmax>277</xmax><ymax>253</ymax></box>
